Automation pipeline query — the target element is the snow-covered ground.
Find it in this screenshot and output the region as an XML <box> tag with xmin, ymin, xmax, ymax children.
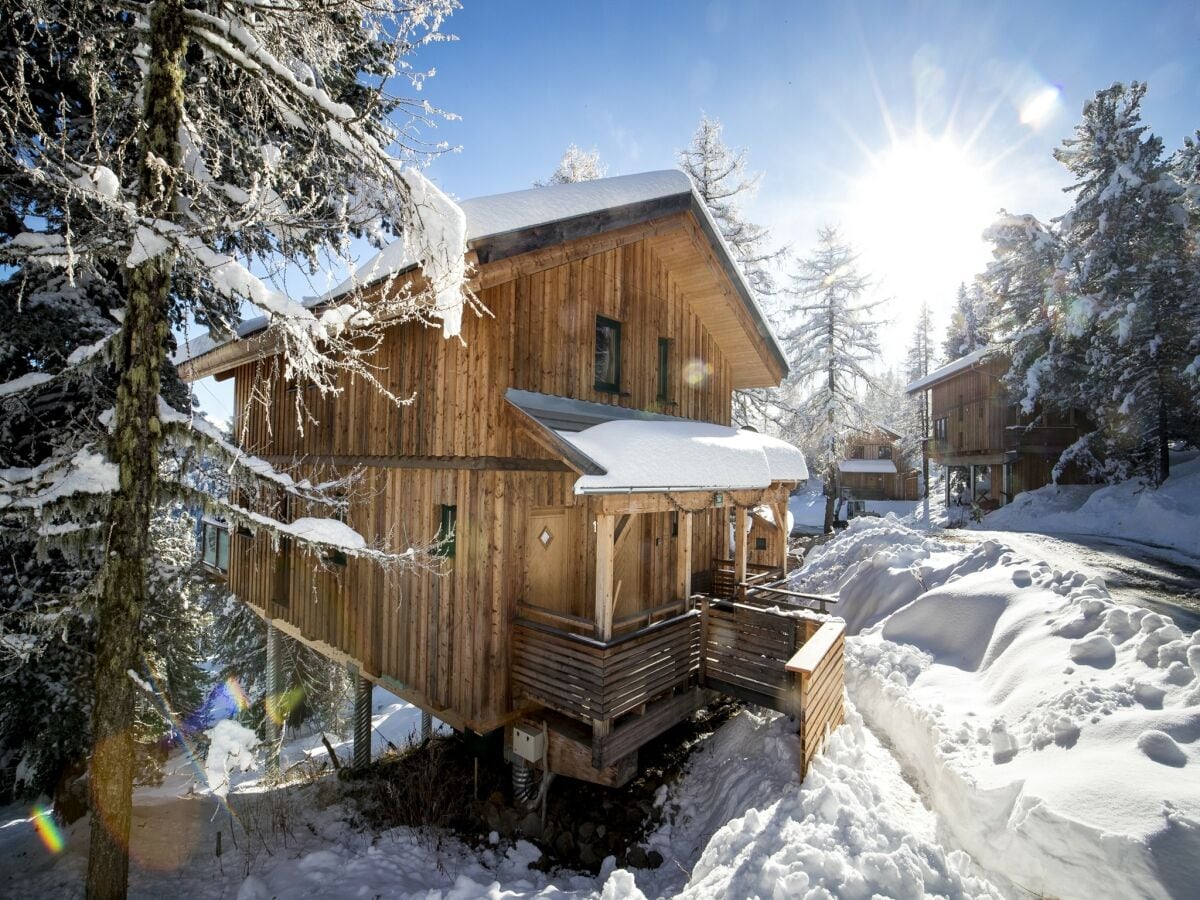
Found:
<box><xmin>5</xmin><ymin>514</ymin><xmax>1197</xmax><ymax>899</ymax></box>
<box><xmin>795</xmin><ymin>517</ymin><xmax>1200</xmax><ymax>900</ymax></box>
<box><xmin>977</xmin><ymin>452</ymin><xmax>1200</xmax><ymax>557</ymax></box>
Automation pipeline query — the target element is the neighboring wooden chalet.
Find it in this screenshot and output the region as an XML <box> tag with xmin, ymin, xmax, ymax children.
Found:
<box><xmin>905</xmin><ymin>347</ymin><xmax>1086</xmax><ymax>507</ymax></box>
<box><xmin>180</xmin><ymin>171</ymin><xmax>845</xmax><ymax>786</ymax></box>
<box><xmin>838</xmin><ymin>424</ymin><xmax>918</xmax><ymax>501</ymax></box>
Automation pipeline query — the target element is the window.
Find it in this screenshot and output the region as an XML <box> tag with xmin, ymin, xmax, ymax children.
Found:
<box><xmin>671</xmin><ymin>511</ymin><xmax>679</xmax><ymax>538</ymax></box>
<box><xmin>324</xmin><ymin>495</ymin><xmax>348</xmax><ymax>567</ymax></box>
<box><xmin>849</xmin><ymin>445</ymin><xmax>865</xmax><ymax>459</ymax></box>
<box><xmin>436</xmin><ymin>504</ymin><xmax>457</xmax><ymax>558</ymax></box>
<box><xmin>877</xmin><ymin>445</ymin><xmax>893</xmax><ymax>460</ymax></box>
<box><xmin>594</xmin><ymin>316</ymin><xmax>622</xmax><ymax>393</ymax></box>
<box><xmin>755</xmin><ymin>537</ymin><xmax>768</xmax><ymax>551</ymax></box>
<box><xmin>934</xmin><ymin>418</ymin><xmax>948</xmax><ymax>442</ymax></box>
<box><xmin>201</xmin><ymin>520</ymin><xmax>230</xmax><ymax>573</ymax></box>
<box><xmin>657</xmin><ymin>338</ymin><xmax>671</xmax><ymax>401</ymax></box>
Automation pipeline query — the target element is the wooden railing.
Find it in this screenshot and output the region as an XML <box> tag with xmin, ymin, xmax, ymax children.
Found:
<box><xmin>786</xmin><ymin>620</ymin><xmax>846</xmax><ymax>777</ymax></box>
<box><xmin>700</xmin><ymin>599</ymin><xmax>804</xmax><ymax>714</ymax></box>
<box><xmin>710</xmin><ymin>558</ymin><xmax>779</xmax><ymax>600</ymax></box>
<box><xmin>512</xmin><ymin>611</ymin><xmax>700</xmax><ymax>724</ymax></box>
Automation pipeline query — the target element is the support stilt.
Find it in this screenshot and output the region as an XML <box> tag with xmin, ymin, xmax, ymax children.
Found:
<box><xmin>420</xmin><ymin>710</ymin><xmax>432</xmax><ymax>743</ymax></box>
<box><xmin>352</xmin><ymin>668</ymin><xmax>372</xmax><ymax>770</ymax></box>
<box><xmin>265</xmin><ymin>623</ymin><xmax>281</xmax><ymax>777</ymax></box>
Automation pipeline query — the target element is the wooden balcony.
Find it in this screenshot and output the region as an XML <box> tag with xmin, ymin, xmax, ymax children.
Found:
<box><xmin>512</xmin><ymin>575</ymin><xmax>844</xmax><ymax>781</ymax></box>
<box><xmin>1003</xmin><ymin>424</ymin><xmax>1079</xmax><ymax>456</ymax></box>
<box><xmin>512</xmin><ymin>610</ymin><xmax>701</xmax><ymax>725</ymax></box>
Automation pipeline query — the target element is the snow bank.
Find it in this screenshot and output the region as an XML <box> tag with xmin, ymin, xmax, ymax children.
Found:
<box><xmin>808</xmin><ymin>518</ymin><xmax>1200</xmax><ymax>899</ymax></box>
<box><xmin>979</xmin><ymin>453</ymin><xmax>1200</xmax><ymax>556</ymax></box>
<box><xmin>637</xmin><ymin>707</ymin><xmax>1001</xmax><ymax>899</ymax></box>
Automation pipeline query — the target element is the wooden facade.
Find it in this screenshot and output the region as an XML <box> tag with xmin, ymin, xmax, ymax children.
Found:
<box><xmin>839</xmin><ymin>426</ymin><xmax>918</xmax><ymax>501</ymax></box>
<box><xmin>909</xmin><ymin>351</ymin><xmax>1086</xmax><ymax>506</ymax></box>
<box><xmin>187</xmin><ymin>173</ymin><xmax>846</xmax><ymax>784</ymax></box>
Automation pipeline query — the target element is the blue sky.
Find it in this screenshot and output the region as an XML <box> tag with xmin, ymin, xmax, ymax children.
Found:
<box><xmin>416</xmin><ymin>0</ymin><xmax>1198</xmax><ymax>343</ymax></box>
<box><xmin>193</xmin><ymin>0</ymin><xmax>1199</xmax><ymax>424</ymax></box>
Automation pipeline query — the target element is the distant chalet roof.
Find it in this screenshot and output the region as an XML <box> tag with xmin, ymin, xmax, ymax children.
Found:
<box><xmin>904</xmin><ymin>345</ymin><xmax>1002</xmax><ymax>394</ymax></box>
<box><xmin>838</xmin><ymin>459</ymin><xmax>897</xmax><ymax>475</ymax></box>
<box><xmin>506</xmin><ymin>389</ymin><xmax>808</xmax><ymax>494</ymax></box>
<box><xmin>176</xmin><ymin>170</ymin><xmax>788</xmax><ymax>383</ymax></box>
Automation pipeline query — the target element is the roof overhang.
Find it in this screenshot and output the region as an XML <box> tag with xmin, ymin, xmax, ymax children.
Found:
<box><xmin>838</xmin><ymin>459</ymin><xmax>898</xmax><ymax>475</ymax></box>
<box><xmin>175</xmin><ymin>171</ymin><xmax>788</xmax><ymax>388</ymax></box>
<box><xmin>905</xmin><ymin>346</ymin><xmax>1002</xmax><ymax>394</ymax></box>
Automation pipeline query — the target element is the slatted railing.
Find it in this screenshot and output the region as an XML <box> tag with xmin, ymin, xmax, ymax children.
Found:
<box><xmin>700</xmin><ymin>599</ymin><xmax>804</xmax><ymax>714</ymax></box>
<box><xmin>512</xmin><ymin>611</ymin><xmax>700</xmax><ymax>724</ymax></box>
<box><xmin>786</xmin><ymin>621</ymin><xmax>846</xmax><ymax>777</ymax></box>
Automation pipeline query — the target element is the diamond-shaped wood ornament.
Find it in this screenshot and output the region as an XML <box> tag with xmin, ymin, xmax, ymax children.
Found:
<box><xmin>538</xmin><ymin>526</ymin><xmax>554</xmax><ymax>548</ymax></box>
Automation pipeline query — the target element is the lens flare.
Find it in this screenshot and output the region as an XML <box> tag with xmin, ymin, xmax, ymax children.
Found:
<box><xmin>225</xmin><ymin>677</ymin><xmax>251</xmax><ymax>712</ymax></box>
<box><xmin>1020</xmin><ymin>86</ymin><xmax>1061</xmax><ymax>128</ymax></box>
<box><xmin>31</xmin><ymin>804</ymin><xmax>64</xmax><ymax>854</ymax></box>
<box><xmin>265</xmin><ymin>685</ymin><xmax>305</xmax><ymax>726</ymax></box>
<box><xmin>683</xmin><ymin>358</ymin><xmax>712</xmax><ymax>386</ymax></box>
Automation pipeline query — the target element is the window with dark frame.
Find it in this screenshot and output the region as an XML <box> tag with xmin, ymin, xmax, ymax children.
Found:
<box><xmin>850</xmin><ymin>445</ymin><xmax>865</xmax><ymax>459</ymax></box>
<box><xmin>878</xmin><ymin>445</ymin><xmax>893</xmax><ymax>460</ymax></box>
<box><xmin>324</xmin><ymin>494</ymin><xmax>348</xmax><ymax>567</ymax></box>
<box><xmin>594</xmin><ymin>316</ymin><xmax>622</xmax><ymax>393</ymax></box>
<box><xmin>436</xmin><ymin>504</ymin><xmax>457</xmax><ymax>558</ymax></box>
<box><xmin>202</xmin><ymin>520</ymin><xmax>230</xmax><ymax>573</ymax></box>
<box><xmin>755</xmin><ymin>537</ymin><xmax>768</xmax><ymax>551</ymax></box>
<box><xmin>657</xmin><ymin>337</ymin><xmax>671</xmax><ymax>401</ymax></box>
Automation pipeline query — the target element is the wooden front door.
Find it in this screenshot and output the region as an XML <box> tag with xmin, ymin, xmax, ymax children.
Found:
<box><xmin>527</xmin><ymin>509</ymin><xmax>572</xmax><ymax>615</ymax></box>
<box><xmin>613</xmin><ymin>515</ymin><xmax>645</xmax><ymax>622</ymax></box>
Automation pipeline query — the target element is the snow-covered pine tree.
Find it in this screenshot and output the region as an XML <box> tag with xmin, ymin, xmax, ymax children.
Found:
<box><xmin>942</xmin><ymin>282</ymin><xmax>992</xmax><ymax>360</ymax></box>
<box><xmin>1053</xmin><ymin>82</ymin><xmax>1197</xmax><ymax>484</ymax></box>
<box><xmin>0</xmin><ymin>1</ymin><xmax>469</xmax><ymax>894</ymax></box>
<box><xmin>779</xmin><ymin>227</ymin><xmax>883</xmax><ymax>532</ymax></box>
<box><xmin>678</xmin><ymin>115</ymin><xmax>788</xmax><ymax>427</ymax></box>
<box><xmin>979</xmin><ymin>211</ymin><xmax>1075</xmax><ymax>421</ymax></box>
<box><xmin>535</xmin><ymin>144</ymin><xmax>606</xmax><ymax>186</ymax></box>
<box><xmin>1171</xmin><ymin>131</ymin><xmax>1200</xmax><ymax>388</ymax></box>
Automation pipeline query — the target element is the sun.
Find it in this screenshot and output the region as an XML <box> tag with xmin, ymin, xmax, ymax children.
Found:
<box><xmin>846</xmin><ymin>134</ymin><xmax>1000</xmax><ymax>323</ymax></box>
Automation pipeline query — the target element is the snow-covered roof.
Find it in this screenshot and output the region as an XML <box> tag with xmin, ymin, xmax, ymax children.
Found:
<box><xmin>838</xmin><ymin>459</ymin><xmax>897</xmax><ymax>474</ymax></box>
<box><xmin>332</xmin><ymin>171</ymin><xmax>693</xmax><ymax>296</ymax></box>
<box><xmin>904</xmin><ymin>346</ymin><xmax>1000</xmax><ymax>394</ymax></box>
<box><xmin>562</xmin><ymin>419</ymin><xmax>808</xmax><ymax>494</ymax></box>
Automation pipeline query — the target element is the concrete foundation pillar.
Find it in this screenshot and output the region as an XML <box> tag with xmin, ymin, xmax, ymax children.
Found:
<box><xmin>265</xmin><ymin>623</ymin><xmax>281</xmax><ymax>777</ymax></box>
<box><xmin>352</xmin><ymin>669</ymin><xmax>372</xmax><ymax>770</ymax></box>
<box><xmin>420</xmin><ymin>710</ymin><xmax>432</xmax><ymax>743</ymax></box>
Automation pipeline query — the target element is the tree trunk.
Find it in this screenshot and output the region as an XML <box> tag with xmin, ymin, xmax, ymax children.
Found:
<box><xmin>86</xmin><ymin>2</ymin><xmax>186</xmax><ymax>897</ymax></box>
<box><xmin>822</xmin><ymin>465</ymin><xmax>836</xmax><ymax>534</ymax></box>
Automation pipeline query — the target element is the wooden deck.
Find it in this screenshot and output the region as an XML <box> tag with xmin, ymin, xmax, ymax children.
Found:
<box><xmin>512</xmin><ymin>572</ymin><xmax>845</xmax><ymax>781</ymax></box>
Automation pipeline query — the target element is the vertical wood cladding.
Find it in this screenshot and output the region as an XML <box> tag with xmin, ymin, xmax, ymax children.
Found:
<box><xmin>929</xmin><ymin>358</ymin><xmax>1009</xmax><ymax>456</ymax></box>
<box><xmin>227</xmin><ymin>235</ymin><xmax>737</xmax><ymax>731</ymax></box>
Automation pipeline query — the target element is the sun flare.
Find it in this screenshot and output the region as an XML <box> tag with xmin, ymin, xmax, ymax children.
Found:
<box><xmin>847</xmin><ymin>134</ymin><xmax>1000</xmax><ymax>320</ymax></box>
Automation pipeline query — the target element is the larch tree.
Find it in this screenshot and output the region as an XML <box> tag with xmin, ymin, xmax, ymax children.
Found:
<box><xmin>0</xmin><ymin>1</ymin><xmax>470</xmax><ymax>897</ymax></box>
<box><xmin>780</xmin><ymin>227</ymin><xmax>883</xmax><ymax>532</ymax></box>
<box><xmin>535</xmin><ymin>143</ymin><xmax>606</xmax><ymax>186</ymax></box>
<box><xmin>678</xmin><ymin>115</ymin><xmax>788</xmax><ymax>427</ymax></box>
<box><xmin>901</xmin><ymin>301</ymin><xmax>935</xmax><ymax>497</ymax></box>
<box><xmin>1053</xmin><ymin>81</ymin><xmax>1197</xmax><ymax>485</ymax></box>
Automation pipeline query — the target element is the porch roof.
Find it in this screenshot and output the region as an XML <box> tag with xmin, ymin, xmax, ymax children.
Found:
<box><xmin>564</xmin><ymin>420</ymin><xmax>807</xmax><ymax>494</ymax></box>
<box><xmin>506</xmin><ymin>389</ymin><xmax>807</xmax><ymax>493</ymax></box>
<box><xmin>838</xmin><ymin>459</ymin><xmax>897</xmax><ymax>474</ymax></box>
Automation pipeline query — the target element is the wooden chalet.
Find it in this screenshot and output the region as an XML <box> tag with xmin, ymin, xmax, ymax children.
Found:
<box><xmin>180</xmin><ymin>171</ymin><xmax>845</xmax><ymax>786</ymax></box>
<box><xmin>905</xmin><ymin>347</ymin><xmax>1086</xmax><ymax>508</ymax></box>
<box><xmin>838</xmin><ymin>424</ymin><xmax>918</xmax><ymax>501</ymax></box>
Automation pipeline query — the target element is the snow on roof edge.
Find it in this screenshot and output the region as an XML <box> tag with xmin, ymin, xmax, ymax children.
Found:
<box><xmin>904</xmin><ymin>345</ymin><xmax>1001</xmax><ymax>394</ymax></box>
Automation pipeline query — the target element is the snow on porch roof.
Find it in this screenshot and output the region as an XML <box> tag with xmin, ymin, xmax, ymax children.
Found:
<box><xmin>838</xmin><ymin>459</ymin><xmax>897</xmax><ymax>474</ymax></box>
<box><xmin>562</xmin><ymin>419</ymin><xmax>809</xmax><ymax>495</ymax></box>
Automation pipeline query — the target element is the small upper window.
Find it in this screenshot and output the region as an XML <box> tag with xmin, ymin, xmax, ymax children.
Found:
<box><xmin>436</xmin><ymin>504</ymin><xmax>457</xmax><ymax>558</ymax></box>
<box><xmin>595</xmin><ymin>316</ymin><xmax>622</xmax><ymax>393</ymax></box>
<box><xmin>849</xmin><ymin>445</ymin><xmax>865</xmax><ymax>460</ymax></box>
<box><xmin>755</xmin><ymin>537</ymin><xmax>768</xmax><ymax>551</ymax></box>
<box><xmin>657</xmin><ymin>338</ymin><xmax>671</xmax><ymax>401</ymax></box>
<box><xmin>877</xmin><ymin>445</ymin><xmax>893</xmax><ymax>460</ymax></box>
